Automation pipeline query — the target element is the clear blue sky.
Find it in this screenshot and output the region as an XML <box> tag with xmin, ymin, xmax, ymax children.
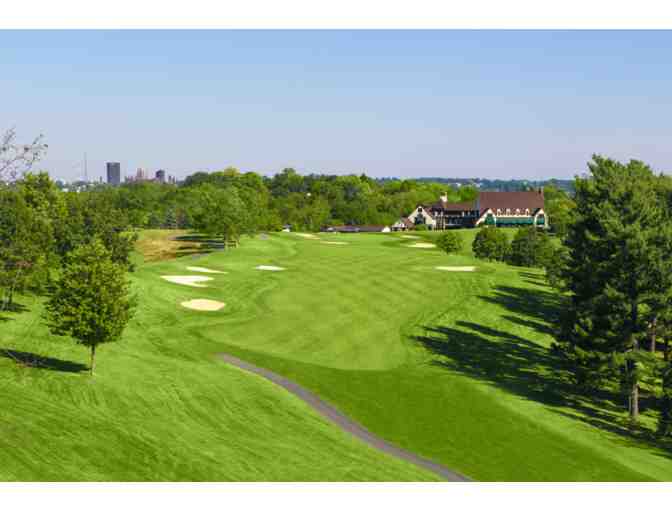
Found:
<box><xmin>2</xmin><ymin>30</ymin><xmax>671</xmax><ymax>181</ymax></box>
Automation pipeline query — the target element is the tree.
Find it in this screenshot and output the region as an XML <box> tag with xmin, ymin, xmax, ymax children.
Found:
<box><xmin>43</xmin><ymin>239</ymin><xmax>135</xmax><ymax>375</ymax></box>
<box><xmin>543</xmin><ymin>184</ymin><xmax>576</xmax><ymax>238</ymax></box>
<box><xmin>435</xmin><ymin>231</ymin><xmax>463</xmax><ymax>254</ymax></box>
<box><xmin>0</xmin><ymin>188</ymin><xmax>54</xmax><ymax>308</ymax></box>
<box><xmin>472</xmin><ymin>227</ymin><xmax>510</xmax><ymax>261</ymax></box>
<box><xmin>189</xmin><ymin>185</ymin><xmax>254</xmax><ymax>245</ymax></box>
<box><xmin>507</xmin><ymin>227</ymin><xmax>554</xmax><ymax>268</ymax></box>
<box><xmin>0</xmin><ymin>128</ymin><xmax>48</xmax><ymax>182</ymax></box>
<box><xmin>556</xmin><ymin>156</ymin><xmax>672</xmax><ymax>424</ymax></box>
<box><xmin>57</xmin><ymin>190</ymin><xmax>137</xmax><ymax>269</ymax></box>
<box><xmin>544</xmin><ymin>244</ymin><xmax>570</xmax><ymax>291</ymax></box>
<box><xmin>659</xmin><ymin>363</ymin><xmax>672</xmax><ymax>437</ymax></box>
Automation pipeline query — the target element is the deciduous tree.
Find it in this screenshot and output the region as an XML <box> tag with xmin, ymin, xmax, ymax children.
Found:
<box><xmin>43</xmin><ymin>239</ymin><xmax>135</xmax><ymax>375</ymax></box>
<box><xmin>0</xmin><ymin>128</ymin><xmax>48</xmax><ymax>182</ymax></box>
<box><xmin>472</xmin><ymin>227</ymin><xmax>510</xmax><ymax>262</ymax></box>
<box><xmin>436</xmin><ymin>231</ymin><xmax>463</xmax><ymax>254</ymax></box>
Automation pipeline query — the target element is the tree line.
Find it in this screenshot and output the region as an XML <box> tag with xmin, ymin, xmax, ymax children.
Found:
<box><xmin>55</xmin><ymin>167</ymin><xmax>482</xmax><ymax>234</ymax></box>
<box><xmin>1</xmin><ymin>133</ymin><xmax>136</xmax><ymax>375</ymax></box>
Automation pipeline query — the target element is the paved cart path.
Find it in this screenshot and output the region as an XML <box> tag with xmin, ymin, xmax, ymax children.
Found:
<box><xmin>217</xmin><ymin>353</ymin><xmax>472</xmax><ymax>482</ymax></box>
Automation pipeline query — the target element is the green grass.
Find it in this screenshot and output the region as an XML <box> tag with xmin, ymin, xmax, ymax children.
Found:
<box><xmin>1</xmin><ymin>229</ymin><xmax>671</xmax><ymax>481</ymax></box>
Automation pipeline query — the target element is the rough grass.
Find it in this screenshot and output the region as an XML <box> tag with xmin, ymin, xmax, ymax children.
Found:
<box><xmin>134</xmin><ymin>229</ymin><xmax>203</xmax><ymax>262</ymax></box>
<box><xmin>1</xmin><ymin>229</ymin><xmax>671</xmax><ymax>481</ymax></box>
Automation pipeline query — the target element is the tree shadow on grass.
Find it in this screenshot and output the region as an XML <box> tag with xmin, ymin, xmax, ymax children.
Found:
<box><xmin>479</xmin><ymin>284</ymin><xmax>564</xmax><ymax>337</ymax></box>
<box><xmin>0</xmin><ymin>349</ymin><xmax>88</xmax><ymax>373</ymax></box>
<box><xmin>171</xmin><ymin>235</ymin><xmax>225</xmax><ymax>258</ymax></box>
<box><xmin>517</xmin><ymin>270</ymin><xmax>550</xmax><ymax>287</ymax></box>
<box><xmin>414</xmin><ymin>284</ymin><xmax>672</xmax><ymax>458</ymax></box>
<box><xmin>0</xmin><ymin>302</ymin><xmax>29</xmax><ymax>322</ymax></box>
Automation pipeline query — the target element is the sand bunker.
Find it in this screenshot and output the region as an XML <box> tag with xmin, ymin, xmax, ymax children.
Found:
<box><xmin>256</xmin><ymin>265</ymin><xmax>285</xmax><ymax>271</ymax></box>
<box><xmin>401</xmin><ymin>235</ymin><xmax>420</xmax><ymax>239</ymax></box>
<box><xmin>408</xmin><ymin>242</ymin><xmax>436</xmax><ymax>248</ymax></box>
<box><xmin>180</xmin><ymin>299</ymin><xmax>226</xmax><ymax>311</ymax></box>
<box><xmin>435</xmin><ymin>266</ymin><xmax>476</xmax><ymax>272</ymax></box>
<box><xmin>186</xmin><ymin>266</ymin><xmax>226</xmax><ymax>274</ymax></box>
<box><xmin>161</xmin><ymin>275</ymin><xmax>213</xmax><ymax>287</ymax></box>
<box><xmin>295</xmin><ymin>233</ymin><xmax>318</xmax><ymax>239</ymax></box>
<box><xmin>321</xmin><ymin>241</ymin><xmax>348</xmax><ymax>245</ymax></box>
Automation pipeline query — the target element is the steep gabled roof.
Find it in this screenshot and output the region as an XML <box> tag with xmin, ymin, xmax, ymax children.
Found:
<box><xmin>417</xmin><ymin>205</ymin><xmax>435</xmax><ymax>219</ymax></box>
<box><xmin>478</xmin><ymin>191</ymin><xmax>544</xmax><ymax>213</ymax></box>
<box><xmin>430</xmin><ymin>200</ymin><xmax>476</xmax><ymax>212</ymax></box>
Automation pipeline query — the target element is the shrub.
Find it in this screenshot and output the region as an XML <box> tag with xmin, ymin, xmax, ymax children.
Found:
<box><xmin>414</xmin><ymin>224</ymin><xmax>429</xmax><ymax>231</ymax></box>
<box><xmin>435</xmin><ymin>231</ymin><xmax>463</xmax><ymax>254</ymax></box>
<box><xmin>472</xmin><ymin>227</ymin><xmax>510</xmax><ymax>261</ymax></box>
<box><xmin>507</xmin><ymin>227</ymin><xmax>554</xmax><ymax>268</ymax></box>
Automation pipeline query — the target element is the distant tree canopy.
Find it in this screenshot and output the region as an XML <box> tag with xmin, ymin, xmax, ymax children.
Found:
<box><xmin>89</xmin><ymin>167</ymin><xmax>486</xmax><ymax>234</ymax></box>
<box><xmin>188</xmin><ymin>185</ymin><xmax>254</xmax><ymax>246</ymax></box>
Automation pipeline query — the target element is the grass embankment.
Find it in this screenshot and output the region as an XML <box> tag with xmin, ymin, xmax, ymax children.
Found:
<box><xmin>1</xmin><ymin>229</ymin><xmax>670</xmax><ymax>480</ymax></box>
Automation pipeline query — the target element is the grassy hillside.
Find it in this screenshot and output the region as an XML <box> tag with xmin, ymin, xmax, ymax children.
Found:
<box><xmin>1</xmin><ymin>229</ymin><xmax>670</xmax><ymax>480</ymax></box>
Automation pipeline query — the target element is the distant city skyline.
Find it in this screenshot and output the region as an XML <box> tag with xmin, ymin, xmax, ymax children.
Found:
<box><xmin>3</xmin><ymin>30</ymin><xmax>672</xmax><ymax>181</ymax></box>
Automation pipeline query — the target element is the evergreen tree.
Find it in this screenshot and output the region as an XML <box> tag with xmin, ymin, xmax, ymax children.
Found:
<box><xmin>43</xmin><ymin>239</ymin><xmax>135</xmax><ymax>375</ymax></box>
<box><xmin>557</xmin><ymin>156</ymin><xmax>672</xmax><ymax>424</ymax></box>
<box><xmin>508</xmin><ymin>227</ymin><xmax>554</xmax><ymax>268</ymax></box>
<box><xmin>659</xmin><ymin>363</ymin><xmax>672</xmax><ymax>436</ymax></box>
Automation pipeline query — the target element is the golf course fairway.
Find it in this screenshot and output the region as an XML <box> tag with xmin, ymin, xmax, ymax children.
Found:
<box><xmin>1</xmin><ymin>230</ymin><xmax>671</xmax><ymax>481</ymax></box>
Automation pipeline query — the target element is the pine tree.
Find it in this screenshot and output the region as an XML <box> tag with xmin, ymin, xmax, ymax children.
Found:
<box><xmin>659</xmin><ymin>363</ymin><xmax>672</xmax><ymax>437</ymax></box>
<box><xmin>557</xmin><ymin>156</ymin><xmax>672</xmax><ymax>425</ymax></box>
<box><xmin>507</xmin><ymin>227</ymin><xmax>554</xmax><ymax>268</ymax></box>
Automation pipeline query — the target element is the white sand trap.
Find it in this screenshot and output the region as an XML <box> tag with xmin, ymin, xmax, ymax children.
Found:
<box><xmin>321</xmin><ymin>241</ymin><xmax>348</xmax><ymax>245</ymax></box>
<box><xmin>186</xmin><ymin>266</ymin><xmax>226</xmax><ymax>274</ymax></box>
<box><xmin>401</xmin><ymin>235</ymin><xmax>420</xmax><ymax>239</ymax></box>
<box><xmin>180</xmin><ymin>299</ymin><xmax>226</xmax><ymax>311</ymax></box>
<box><xmin>409</xmin><ymin>242</ymin><xmax>436</xmax><ymax>248</ymax></box>
<box><xmin>256</xmin><ymin>265</ymin><xmax>285</xmax><ymax>271</ymax></box>
<box><xmin>295</xmin><ymin>233</ymin><xmax>318</xmax><ymax>239</ymax></box>
<box><xmin>161</xmin><ymin>275</ymin><xmax>213</xmax><ymax>287</ymax></box>
<box><xmin>435</xmin><ymin>266</ymin><xmax>476</xmax><ymax>272</ymax></box>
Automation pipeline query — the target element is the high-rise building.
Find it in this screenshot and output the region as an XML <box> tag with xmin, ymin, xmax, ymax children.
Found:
<box><xmin>106</xmin><ymin>162</ymin><xmax>121</xmax><ymax>186</ymax></box>
<box><xmin>155</xmin><ymin>169</ymin><xmax>166</xmax><ymax>183</ymax></box>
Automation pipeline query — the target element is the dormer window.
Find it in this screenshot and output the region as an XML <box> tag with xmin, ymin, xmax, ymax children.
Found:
<box><xmin>496</xmin><ymin>209</ymin><xmax>502</xmax><ymax>215</ymax></box>
<box><xmin>506</xmin><ymin>208</ymin><xmax>511</xmax><ymax>215</ymax></box>
<box><xmin>525</xmin><ymin>208</ymin><xmax>530</xmax><ymax>215</ymax></box>
<box><xmin>515</xmin><ymin>208</ymin><xmax>520</xmax><ymax>215</ymax></box>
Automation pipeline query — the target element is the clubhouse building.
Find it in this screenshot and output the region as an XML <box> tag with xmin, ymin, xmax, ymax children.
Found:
<box><xmin>394</xmin><ymin>190</ymin><xmax>547</xmax><ymax>230</ymax></box>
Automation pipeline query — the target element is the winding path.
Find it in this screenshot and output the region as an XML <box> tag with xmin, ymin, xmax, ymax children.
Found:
<box><xmin>217</xmin><ymin>353</ymin><xmax>471</xmax><ymax>482</ymax></box>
